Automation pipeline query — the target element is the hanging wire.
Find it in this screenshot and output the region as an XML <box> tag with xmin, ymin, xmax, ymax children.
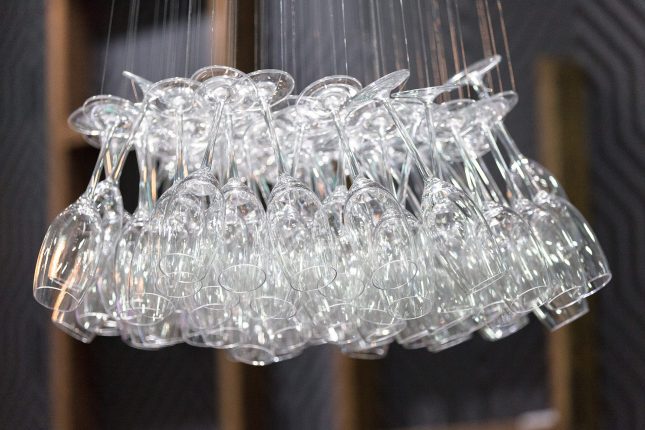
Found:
<box><xmin>497</xmin><ymin>0</ymin><xmax>516</xmax><ymax>91</ymax></box>
<box><xmin>162</xmin><ymin>0</ymin><xmax>170</xmax><ymax>76</ymax></box>
<box><xmin>185</xmin><ymin>0</ymin><xmax>194</xmax><ymax>76</ymax></box>
<box><xmin>399</xmin><ymin>0</ymin><xmax>411</xmax><ymax>73</ymax></box>
<box><xmin>445</xmin><ymin>0</ymin><xmax>463</xmax><ymax>97</ymax></box>
<box><xmin>374</xmin><ymin>0</ymin><xmax>386</xmax><ymax>75</ymax></box>
<box><xmin>100</xmin><ymin>0</ymin><xmax>116</xmax><ymax>94</ymax></box>
<box><xmin>340</xmin><ymin>0</ymin><xmax>349</xmax><ymax>75</ymax></box>
<box><xmin>194</xmin><ymin>0</ymin><xmax>203</xmax><ymax>71</ymax></box>
<box><xmin>280</xmin><ymin>0</ymin><xmax>285</xmax><ymax>70</ymax></box>
<box><xmin>366</xmin><ymin>0</ymin><xmax>380</xmax><ymax>79</ymax></box>
<box><xmin>416</xmin><ymin>0</ymin><xmax>431</xmax><ymax>87</ymax></box>
<box><xmin>328</xmin><ymin>0</ymin><xmax>338</xmax><ymax>75</ymax></box>
<box><xmin>388</xmin><ymin>0</ymin><xmax>403</xmax><ymax>71</ymax></box>
<box><xmin>484</xmin><ymin>0</ymin><xmax>503</xmax><ymax>92</ymax></box>
<box><xmin>230</xmin><ymin>0</ymin><xmax>238</xmax><ymax>66</ymax></box>
<box><xmin>123</xmin><ymin>0</ymin><xmax>141</xmax><ymax>97</ymax></box>
<box><xmin>453</xmin><ymin>0</ymin><xmax>470</xmax><ymax>97</ymax></box>
<box><xmin>290</xmin><ymin>0</ymin><xmax>297</xmax><ymax>81</ymax></box>
<box><xmin>476</xmin><ymin>0</ymin><xmax>494</xmax><ymax>90</ymax></box>
<box><xmin>210</xmin><ymin>0</ymin><xmax>216</xmax><ymax>66</ymax></box>
<box><xmin>151</xmin><ymin>0</ymin><xmax>161</xmax><ymax>80</ymax></box>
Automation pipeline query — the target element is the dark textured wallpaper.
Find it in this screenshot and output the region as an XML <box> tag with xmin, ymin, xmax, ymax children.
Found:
<box><xmin>0</xmin><ymin>0</ymin><xmax>50</xmax><ymax>429</ymax></box>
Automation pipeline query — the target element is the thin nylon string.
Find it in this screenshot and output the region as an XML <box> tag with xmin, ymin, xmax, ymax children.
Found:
<box><xmin>280</xmin><ymin>0</ymin><xmax>285</xmax><ymax>70</ymax></box>
<box><xmin>484</xmin><ymin>0</ymin><xmax>503</xmax><ymax>92</ymax></box>
<box><xmin>100</xmin><ymin>0</ymin><xmax>116</xmax><ymax>94</ymax></box>
<box><xmin>340</xmin><ymin>0</ymin><xmax>348</xmax><ymax>75</ymax></box>
<box><xmin>445</xmin><ymin>0</ymin><xmax>463</xmax><ymax>97</ymax></box>
<box><xmin>416</xmin><ymin>0</ymin><xmax>431</xmax><ymax>87</ymax></box>
<box><xmin>170</xmin><ymin>0</ymin><xmax>179</xmax><ymax>74</ymax></box>
<box><xmin>375</xmin><ymin>0</ymin><xmax>386</xmax><ymax>75</ymax></box>
<box><xmin>476</xmin><ymin>0</ymin><xmax>493</xmax><ymax>60</ymax></box>
<box><xmin>151</xmin><ymin>0</ymin><xmax>161</xmax><ymax>80</ymax></box>
<box><xmin>399</xmin><ymin>0</ymin><xmax>411</xmax><ymax>75</ymax></box>
<box><xmin>210</xmin><ymin>0</ymin><xmax>215</xmax><ymax>66</ymax></box>
<box><xmin>185</xmin><ymin>0</ymin><xmax>194</xmax><ymax>76</ymax></box>
<box><xmin>290</xmin><ymin>0</ymin><xmax>297</xmax><ymax>81</ymax></box>
<box><xmin>388</xmin><ymin>0</ymin><xmax>403</xmax><ymax>70</ymax></box>
<box><xmin>230</xmin><ymin>0</ymin><xmax>238</xmax><ymax>66</ymax></box>
<box><xmin>430</xmin><ymin>0</ymin><xmax>448</xmax><ymax>85</ymax></box>
<box><xmin>328</xmin><ymin>0</ymin><xmax>337</xmax><ymax>75</ymax></box>
<box><xmin>497</xmin><ymin>0</ymin><xmax>516</xmax><ymax>91</ymax></box>
<box><xmin>196</xmin><ymin>0</ymin><xmax>203</xmax><ymax>70</ymax></box>
<box><xmin>453</xmin><ymin>0</ymin><xmax>470</xmax><ymax>97</ymax></box>
<box><xmin>162</xmin><ymin>0</ymin><xmax>169</xmax><ymax>76</ymax></box>
<box><xmin>367</xmin><ymin>0</ymin><xmax>380</xmax><ymax>80</ymax></box>
<box><xmin>123</xmin><ymin>0</ymin><xmax>139</xmax><ymax>96</ymax></box>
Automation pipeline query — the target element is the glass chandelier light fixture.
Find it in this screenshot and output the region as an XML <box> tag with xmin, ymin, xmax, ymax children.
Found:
<box><xmin>34</xmin><ymin>0</ymin><xmax>611</xmax><ymax>365</ymax></box>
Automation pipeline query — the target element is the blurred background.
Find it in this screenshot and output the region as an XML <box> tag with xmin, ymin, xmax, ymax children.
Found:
<box><xmin>1</xmin><ymin>0</ymin><xmax>644</xmax><ymax>429</ymax></box>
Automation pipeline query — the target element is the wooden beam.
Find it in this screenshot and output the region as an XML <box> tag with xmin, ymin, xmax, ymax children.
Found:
<box><xmin>216</xmin><ymin>352</ymin><xmax>246</xmax><ymax>430</ymax></box>
<box><xmin>46</xmin><ymin>1</ymin><xmax>95</xmax><ymax>429</ymax></box>
<box><xmin>535</xmin><ymin>58</ymin><xmax>598</xmax><ymax>430</ymax></box>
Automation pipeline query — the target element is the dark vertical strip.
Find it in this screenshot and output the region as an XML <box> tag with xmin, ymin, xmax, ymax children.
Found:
<box><xmin>0</xmin><ymin>0</ymin><xmax>49</xmax><ymax>429</ymax></box>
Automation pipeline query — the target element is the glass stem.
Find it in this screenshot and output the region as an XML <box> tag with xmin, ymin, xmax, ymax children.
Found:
<box><xmin>110</xmin><ymin>108</ymin><xmax>147</xmax><ymax>183</ymax></box>
<box><xmin>468</xmin><ymin>73</ymin><xmax>536</xmax><ymax>198</ymax></box>
<box><xmin>450</xmin><ymin>124</ymin><xmax>491</xmax><ymax>207</ymax></box>
<box><xmin>493</xmin><ymin>122</ymin><xmax>537</xmax><ymax>198</ymax></box>
<box><xmin>290</xmin><ymin>123</ymin><xmax>306</xmax><ymax>178</ymax></box>
<box><xmin>261</xmin><ymin>100</ymin><xmax>286</xmax><ymax>177</ymax></box>
<box><xmin>378</xmin><ymin>131</ymin><xmax>396</xmax><ymax>195</ymax></box>
<box><xmin>421</xmin><ymin>101</ymin><xmax>441</xmax><ymax>176</ymax></box>
<box><xmin>200</xmin><ymin>101</ymin><xmax>226</xmax><ymax>171</ymax></box>
<box><xmin>135</xmin><ymin>139</ymin><xmax>157</xmax><ymax>213</ymax></box>
<box><xmin>381</xmin><ymin>98</ymin><xmax>432</xmax><ymax>183</ymax></box>
<box><xmin>331</xmin><ymin>112</ymin><xmax>360</xmax><ymax>179</ymax></box>
<box><xmin>396</xmin><ymin>152</ymin><xmax>413</xmax><ymax>204</ymax></box>
<box><xmin>86</xmin><ymin>123</ymin><xmax>118</xmax><ymax>196</ymax></box>
<box><xmin>483</xmin><ymin>125</ymin><xmax>523</xmax><ymax>203</ymax></box>
<box><xmin>173</xmin><ymin>112</ymin><xmax>187</xmax><ymax>183</ymax></box>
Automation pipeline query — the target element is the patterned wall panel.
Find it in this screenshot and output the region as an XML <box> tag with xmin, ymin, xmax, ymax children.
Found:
<box><xmin>571</xmin><ymin>1</ymin><xmax>645</xmax><ymax>429</ymax></box>
<box><xmin>0</xmin><ymin>1</ymin><xmax>50</xmax><ymax>429</ymax></box>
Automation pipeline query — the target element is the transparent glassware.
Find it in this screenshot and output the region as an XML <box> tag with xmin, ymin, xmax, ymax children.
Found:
<box><xmin>479</xmin><ymin>312</ymin><xmax>530</xmax><ymax>341</ymax></box>
<box><xmin>359</xmin><ymin>74</ymin><xmax>505</xmax><ymax>326</ymax></box>
<box><xmin>468</xmin><ymin>93</ymin><xmax>588</xmax><ymax>309</ymax></box>
<box><xmin>75</xmin><ymin>96</ymin><xmax>142</xmax><ymax>335</ymax></box>
<box><xmin>51</xmin><ymin>307</ymin><xmax>97</xmax><ymax>344</ymax></box>
<box><xmin>448</xmin><ymin>55</ymin><xmax>567</xmax><ymax>199</ymax></box>
<box><xmin>254</xmin><ymin>70</ymin><xmax>337</xmax><ymax>294</ymax></box>
<box><xmin>34</xmin><ymin>98</ymin><xmax>136</xmax><ymax>311</ymax></box>
<box><xmin>534</xmin><ymin>297</ymin><xmax>589</xmax><ymax>332</ymax></box>
<box><xmin>339</xmin><ymin>72</ymin><xmax>430</xmax><ymax>321</ymax></box>
<box><xmin>445</xmin><ymin>99</ymin><xmax>555</xmax><ymax>314</ymax></box>
<box><xmin>147</xmin><ymin>77</ymin><xmax>216</xmax><ymax>299</ymax></box>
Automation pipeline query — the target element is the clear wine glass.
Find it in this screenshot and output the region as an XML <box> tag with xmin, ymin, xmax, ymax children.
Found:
<box><xmin>447</xmin><ymin>55</ymin><xmax>567</xmax><ymax>199</ymax></box>
<box><xmin>252</xmin><ymin>69</ymin><xmax>337</xmax><ymax>295</ymax></box>
<box><xmin>446</xmin><ymin>100</ymin><xmax>555</xmax><ymax>313</ymax></box>
<box><xmin>468</xmin><ymin>93</ymin><xmax>588</xmax><ymax>308</ymax></box>
<box><xmin>34</xmin><ymin>98</ymin><xmax>135</xmax><ymax>311</ymax></box>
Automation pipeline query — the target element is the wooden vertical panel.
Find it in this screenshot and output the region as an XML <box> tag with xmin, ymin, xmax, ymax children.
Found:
<box><xmin>217</xmin><ymin>352</ymin><xmax>247</xmax><ymax>430</ymax></box>
<box><xmin>535</xmin><ymin>58</ymin><xmax>598</xmax><ymax>430</ymax></box>
<box><xmin>46</xmin><ymin>1</ymin><xmax>94</xmax><ymax>429</ymax></box>
<box><xmin>333</xmin><ymin>352</ymin><xmax>360</xmax><ymax>430</ymax></box>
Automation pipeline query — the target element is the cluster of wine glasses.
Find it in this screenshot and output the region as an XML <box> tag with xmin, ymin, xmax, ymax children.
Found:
<box><xmin>34</xmin><ymin>55</ymin><xmax>611</xmax><ymax>365</ymax></box>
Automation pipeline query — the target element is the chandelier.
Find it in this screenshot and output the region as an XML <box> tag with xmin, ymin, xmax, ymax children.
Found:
<box><xmin>33</xmin><ymin>2</ymin><xmax>611</xmax><ymax>366</ymax></box>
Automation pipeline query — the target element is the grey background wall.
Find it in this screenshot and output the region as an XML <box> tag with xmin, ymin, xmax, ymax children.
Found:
<box><xmin>0</xmin><ymin>1</ymin><xmax>50</xmax><ymax>428</ymax></box>
<box><xmin>1</xmin><ymin>0</ymin><xmax>644</xmax><ymax>429</ymax></box>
